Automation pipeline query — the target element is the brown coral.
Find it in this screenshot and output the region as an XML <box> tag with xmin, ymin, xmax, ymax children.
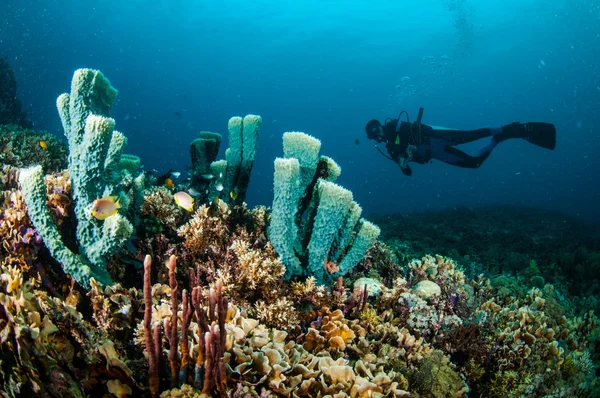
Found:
<box><xmin>141</xmin><ymin>186</ymin><xmax>184</xmax><ymax>230</ymax></box>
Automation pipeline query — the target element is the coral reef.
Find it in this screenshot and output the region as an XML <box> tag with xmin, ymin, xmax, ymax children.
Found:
<box><xmin>3</xmin><ymin>66</ymin><xmax>599</xmax><ymax>398</ymax></box>
<box><xmin>0</xmin><ymin>125</ymin><xmax>68</xmax><ymax>174</ymax></box>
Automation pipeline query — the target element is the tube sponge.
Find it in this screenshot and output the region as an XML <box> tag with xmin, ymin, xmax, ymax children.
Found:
<box><xmin>283</xmin><ymin>132</ymin><xmax>321</xmax><ymax>193</ymax></box>
<box><xmin>190</xmin><ymin>131</ymin><xmax>222</xmax><ymax>203</ymax></box>
<box><xmin>267</xmin><ymin>157</ymin><xmax>302</xmax><ymax>279</ymax></box>
<box><xmin>20</xmin><ymin>68</ymin><xmax>140</xmax><ymax>288</ymax></box>
<box><xmin>223</xmin><ymin>115</ymin><xmax>262</xmax><ymax>204</ymax></box>
<box><xmin>331</xmin><ymin>201</ymin><xmax>362</xmax><ymax>261</ymax></box>
<box><xmin>18</xmin><ymin>166</ymin><xmax>111</xmax><ymax>287</ymax></box>
<box><xmin>224</xmin><ymin>117</ymin><xmax>243</xmax><ymax>195</ymax></box>
<box><xmin>320</xmin><ymin>156</ymin><xmax>342</xmax><ymax>182</ymax></box>
<box><xmin>307</xmin><ymin>180</ymin><xmax>353</xmax><ymax>284</ymax></box>
<box><xmin>337</xmin><ymin>220</ymin><xmax>381</xmax><ymax>276</ymax></box>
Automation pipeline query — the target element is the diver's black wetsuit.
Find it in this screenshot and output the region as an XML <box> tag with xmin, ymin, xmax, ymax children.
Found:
<box><xmin>383</xmin><ymin>119</ymin><xmax>556</xmax><ymax>176</ymax></box>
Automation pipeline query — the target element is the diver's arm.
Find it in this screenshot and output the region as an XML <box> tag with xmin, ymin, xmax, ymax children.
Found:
<box><xmin>396</xmin><ymin>156</ymin><xmax>413</xmax><ymax>176</ymax></box>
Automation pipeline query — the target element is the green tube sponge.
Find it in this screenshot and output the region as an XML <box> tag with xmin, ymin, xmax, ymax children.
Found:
<box><xmin>222</xmin><ymin>115</ymin><xmax>262</xmax><ymax>204</ymax></box>
<box><xmin>224</xmin><ymin>117</ymin><xmax>243</xmax><ymax>196</ymax></box>
<box><xmin>267</xmin><ymin>157</ymin><xmax>302</xmax><ymax>279</ymax></box>
<box><xmin>337</xmin><ymin>220</ymin><xmax>381</xmax><ymax>276</ymax></box>
<box><xmin>307</xmin><ymin>180</ymin><xmax>353</xmax><ymax>284</ymax></box>
<box><xmin>331</xmin><ymin>201</ymin><xmax>362</xmax><ymax>261</ymax></box>
<box><xmin>235</xmin><ymin>114</ymin><xmax>261</xmax><ymax>203</ymax></box>
<box><xmin>18</xmin><ymin>166</ymin><xmax>111</xmax><ymax>287</ymax></box>
<box><xmin>117</xmin><ymin>154</ymin><xmax>140</xmax><ymax>175</ymax></box>
<box><xmin>105</xmin><ymin>131</ymin><xmax>127</xmax><ymax>176</ymax></box>
<box><xmin>283</xmin><ymin>132</ymin><xmax>321</xmax><ymax>194</ymax></box>
<box><xmin>208</xmin><ymin>159</ymin><xmax>228</xmax><ymax>199</ymax></box>
<box><xmin>190</xmin><ymin>131</ymin><xmax>221</xmax><ymax>203</ymax></box>
<box><xmin>20</xmin><ymin>68</ymin><xmax>139</xmax><ymax>288</ymax></box>
<box><xmin>86</xmin><ymin>214</ymin><xmax>134</xmax><ymax>266</ymax></box>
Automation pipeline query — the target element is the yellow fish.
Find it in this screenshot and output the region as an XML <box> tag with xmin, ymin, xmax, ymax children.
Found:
<box><xmin>91</xmin><ymin>196</ymin><xmax>121</xmax><ymax>220</ymax></box>
<box><xmin>229</xmin><ymin>188</ymin><xmax>239</xmax><ymax>201</ymax></box>
<box><xmin>165</xmin><ymin>178</ymin><xmax>175</xmax><ymax>189</ymax></box>
<box><xmin>173</xmin><ymin>191</ymin><xmax>194</xmax><ymax>212</ymax></box>
<box><xmin>39</xmin><ymin>141</ymin><xmax>47</xmax><ymax>149</ymax></box>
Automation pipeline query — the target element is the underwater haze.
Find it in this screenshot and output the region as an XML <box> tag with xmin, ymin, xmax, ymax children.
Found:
<box><xmin>2</xmin><ymin>0</ymin><xmax>599</xmax><ymax>221</ymax></box>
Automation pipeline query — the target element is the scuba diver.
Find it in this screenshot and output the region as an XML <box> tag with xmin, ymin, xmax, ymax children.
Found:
<box><xmin>366</xmin><ymin>108</ymin><xmax>556</xmax><ymax>176</ymax></box>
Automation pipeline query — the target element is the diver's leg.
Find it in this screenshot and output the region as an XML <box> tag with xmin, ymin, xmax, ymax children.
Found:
<box><xmin>431</xmin><ymin>127</ymin><xmax>501</xmax><ymax>145</ymax></box>
<box><xmin>438</xmin><ymin>141</ymin><xmax>497</xmax><ymax>169</ymax></box>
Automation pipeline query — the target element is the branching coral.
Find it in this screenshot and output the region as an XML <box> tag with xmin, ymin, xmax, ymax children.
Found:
<box><xmin>141</xmin><ymin>186</ymin><xmax>184</xmax><ymax>232</ymax></box>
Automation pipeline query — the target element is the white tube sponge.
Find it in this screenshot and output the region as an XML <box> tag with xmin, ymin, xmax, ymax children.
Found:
<box><xmin>320</xmin><ymin>156</ymin><xmax>342</xmax><ymax>182</ymax></box>
<box><xmin>331</xmin><ymin>201</ymin><xmax>362</xmax><ymax>261</ymax></box>
<box><xmin>307</xmin><ymin>180</ymin><xmax>353</xmax><ymax>284</ymax></box>
<box><xmin>268</xmin><ymin>157</ymin><xmax>302</xmax><ymax>279</ymax></box>
<box><xmin>283</xmin><ymin>132</ymin><xmax>321</xmax><ymax>195</ymax></box>
<box><xmin>337</xmin><ymin>220</ymin><xmax>381</xmax><ymax>276</ymax></box>
<box><xmin>18</xmin><ymin>166</ymin><xmax>111</xmax><ymax>287</ymax></box>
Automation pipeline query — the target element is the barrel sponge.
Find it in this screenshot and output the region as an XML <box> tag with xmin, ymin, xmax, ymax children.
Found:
<box><xmin>18</xmin><ymin>166</ymin><xmax>110</xmax><ymax>287</ymax></box>
<box><xmin>268</xmin><ymin>157</ymin><xmax>302</xmax><ymax>278</ymax></box>
<box><xmin>283</xmin><ymin>132</ymin><xmax>321</xmax><ymax>190</ymax></box>
<box><xmin>320</xmin><ymin>155</ymin><xmax>342</xmax><ymax>182</ymax></box>
<box><xmin>307</xmin><ymin>180</ymin><xmax>353</xmax><ymax>284</ymax></box>
<box><xmin>338</xmin><ymin>220</ymin><xmax>381</xmax><ymax>276</ymax></box>
<box><xmin>332</xmin><ymin>201</ymin><xmax>362</xmax><ymax>261</ymax></box>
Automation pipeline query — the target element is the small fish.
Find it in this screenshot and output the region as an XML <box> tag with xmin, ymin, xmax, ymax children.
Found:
<box><xmin>174</xmin><ymin>111</ymin><xmax>182</xmax><ymax>117</ymax></box>
<box><xmin>165</xmin><ymin>178</ymin><xmax>175</xmax><ymax>189</ymax></box>
<box><xmin>229</xmin><ymin>188</ymin><xmax>239</xmax><ymax>201</ymax></box>
<box><xmin>39</xmin><ymin>141</ymin><xmax>47</xmax><ymax>149</ymax></box>
<box><xmin>174</xmin><ymin>191</ymin><xmax>194</xmax><ymax>212</ymax></box>
<box><xmin>200</xmin><ymin>173</ymin><xmax>214</xmax><ymax>180</ymax></box>
<box><xmin>207</xmin><ymin>195</ymin><xmax>221</xmax><ymax>217</ymax></box>
<box><xmin>91</xmin><ymin>196</ymin><xmax>121</xmax><ymax>220</ymax></box>
<box><xmin>155</xmin><ymin>169</ymin><xmax>179</xmax><ymax>186</ymax></box>
<box><xmin>355</xmin><ymin>139</ymin><xmax>360</xmax><ymax>145</ymax></box>
<box><xmin>215</xmin><ymin>182</ymin><xmax>224</xmax><ymax>192</ymax></box>
<box><xmin>188</xmin><ymin>187</ymin><xmax>201</xmax><ymax>197</ymax></box>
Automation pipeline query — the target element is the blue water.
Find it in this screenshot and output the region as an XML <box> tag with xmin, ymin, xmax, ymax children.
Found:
<box><xmin>2</xmin><ymin>0</ymin><xmax>599</xmax><ymax>221</ymax></box>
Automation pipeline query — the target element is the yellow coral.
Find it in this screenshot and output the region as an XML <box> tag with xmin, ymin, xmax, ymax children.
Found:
<box><xmin>230</xmin><ymin>239</ymin><xmax>285</xmax><ymax>291</ymax></box>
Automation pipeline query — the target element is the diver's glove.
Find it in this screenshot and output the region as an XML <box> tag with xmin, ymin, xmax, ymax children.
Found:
<box><xmin>398</xmin><ymin>160</ymin><xmax>412</xmax><ymax>176</ymax></box>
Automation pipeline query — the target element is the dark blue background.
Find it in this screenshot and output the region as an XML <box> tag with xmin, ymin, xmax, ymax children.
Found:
<box><xmin>2</xmin><ymin>0</ymin><xmax>599</xmax><ymax>221</ymax></box>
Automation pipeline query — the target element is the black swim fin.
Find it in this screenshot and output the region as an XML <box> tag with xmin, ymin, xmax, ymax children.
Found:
<box><xmin>497</xmin><ymin>122</ymin><xmax>556</xmax><ymax>150</ymax></box>
<box><xmin>523</xmin><ymin>122</ymin><xmax>556</xmax><ymax>150</ymax></box>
